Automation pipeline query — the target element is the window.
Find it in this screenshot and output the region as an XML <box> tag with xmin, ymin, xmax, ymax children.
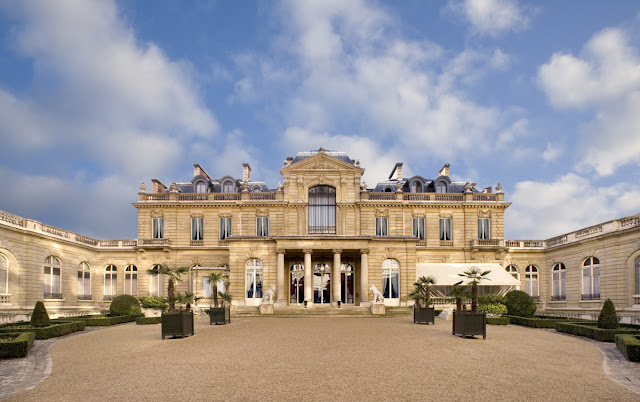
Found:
<box><xmin>150</xmin><ymin>264</ymin><xmax>163</xmax><ymax>297</ymax></box>
<box><xmin>195</xmin><ymin>181</ymin><xmax>207</xmax><ymax>193</ymax></box>
<box><xmin>477</xmin><ymin>218</ymin><xmax>490</xmax><ymax>239</ymax></box>
<box><xmin>636</xmin><ymin>257</ymin><xmax>640</xmax><ymax>295</ymax></box>
<box><xmin>222</xmin><ymin>180</ymin><xmax>235</xmax><ymax>193</ymax></box>
<box><xmin>290</xmin><ymin>263</ymin><xmax>304</xmax><ymax>304</ymax></box>
<box><xmin>582</xmin><ymin>257</ymin><xmax>600</xmax><ymax>300</ymax></box>
<box><xmin>125</xmin><ymin>265</ymin><xmax>137</xmax><ymax>296</ymax></box>
<box><xmin>341</xmin><ymin>263</ymin><xmax>355</xmax><ymax>304</ymax></box>
<box><xmin>192</xmin><ymin>217</ymin><xmax>204</xmax><ymax>241</ymax></box>
<box><xmin>308</xmin><ymin>185</ymin><xmax>336</xmax><ymax>234</ymax></box>
<box><xmin>525</xmin><ymin>265</ymin><xmax>538</xmax><ymax>300</ymax></box>
<box><xmin>152</xmin><ymin>217</ymin><xmax>164</xmax><ymax>239</ymax></box>
<box><xmin>313</xmin><ymin>263</ymin><xmax>331</xmax><ymax>304</ymax></box>
<box><xmin>252</xmin><ymin>186</ymin><xmax>262</xmax><ymax>193</ymax></box>
<box><xmin>376</xmin><ymin>217</ymin><xmax>388</xmax><ymax>236</ymax></box>
<box><xmin>382</xmin><ymin>259</ymin><xmax>400</xmax><ymax>303</ymax></box>
<box><xmin>77</xmin><ymin>262</ymin><xmax>91</xmax><ymax>300</ymax></box>
<box><xmin>246</xmin><ymin>259</ymin><xmax>263</xmax><ymax>299</ymax></box>
<box><xmin>552</xmin><ymin>263</ymin><xmax>566</xmax><ymax>301</ymax></box>
<box><xmin>44</xmin><ymin>256</ymin><xmax>61</xmax><ymax>299</ymax></box>
<box><xmin>505</xmin><ymin>265</ymin><xmax>519</xmax><ymax>281</ymax></box>
<box><xmin>220</xmin><ymin>217</ymin><xmax>232</xmax><ymax>240</ymax></box>
<box><xmin>436</xmin><ymin>182</ymin><xmax>447</xmax><ymax>193</ymax></box>
<box><xmin>203</xmin><ymin>274</ymin><xmax>225</xmax><ymax>298</ymax></box>
<box><xmin>104</xmin><ymin>265</ymin><xmax>117</xmax><ymax>299</ymax></box>
<box><xmin>411</xmin><ymin>181</ymin><xmax>422</xmax><ymax>193</ymax></box>
<box><xmin>257</xmin><ymin>216</ymin><xmax>269</xmax><ymax>236</ymax></box>
<box><xmin>439</xmin><ymin>218</ymin><xmax>452</xmax><ymax>241</ymax></box>
<box><xmin>412</xmin><ymin>217</ymin><xmax>425</xmax><ymax>240</ymax></box>
<box><xmin>0</xmin><ymin>253</ymin><xmax>7</xmax><ymax>295</ymax></box>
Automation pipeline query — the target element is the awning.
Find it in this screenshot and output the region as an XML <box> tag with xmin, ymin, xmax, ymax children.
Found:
<box><xmin>415</xmin><ymin>263</ymin><xmax>520</xmax><ymax>286</ymax></box>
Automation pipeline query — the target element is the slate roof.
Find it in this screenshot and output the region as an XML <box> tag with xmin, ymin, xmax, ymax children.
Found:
<box><xmin>290</xmin><ymin>148</ymin><xmax>354</xmax><ymax>165</ymax></box>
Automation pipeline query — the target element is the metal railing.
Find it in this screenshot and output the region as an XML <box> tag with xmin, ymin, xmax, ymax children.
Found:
<box><xmin>551</xmin><ymin>295</ymin><xmax>566</xmax><ymax>301</ymax></box>
<box><xmin>103</xmin><ymin>295</ymin><xmax>115</xmax><ymax>301</ymax></box>
<box><xmin>308</xmin><ymin>226</ymin><xmax>336</xmax><ymax>234</ymax></box>
<box><xmin>581</xmin><ymin>294</ymin><xmax>600</xmax><ymax>301</ymax></box>
<box><xmin>77</xmin><ymin>294</ymin><xmax>92</xmax><ymax>300</ymax></box>
<box><xmin>44</xmin><ymin>292</ymin><xmax>62</xmax><ymax>299</ymax></box>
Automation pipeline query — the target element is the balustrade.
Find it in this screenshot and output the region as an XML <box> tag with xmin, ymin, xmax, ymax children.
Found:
<box><xmin>403</xmin><ymin>194</ymin><xmax>431</xmax><ymax>201</ymax></box>
<box><xmin>0</xmin><ymin>211</ymin><xmax>23</xmax><ymax>226</ymax></box>
<box><xmin>471</xmin><ymin>239</ymin><xmax>503</xmax><ymax>247</ymax></box>
<box><xmin>440</xmin><ymin>240</ymin><xmax>453</xmax><ymax>247</ymax></box>
<box><xmin>42</xmin><ymin>224</ymin><xmax>69</xmax><ymax>238</ymax></box>
<box><xmin>621</xmin><ymin>215</ymin><xmax>640</xmax><ymax>229</ymax></box>
<box><xmin>140</xmin><ymin>239</ymin><xmax>171</xmax><ymax>246</ymax></box>
<box><xmin>190</xmin><ymin>240</ymin><xmax>204</xmax><ymax>246</ymax></box>
<box><xmin>368</xmin><ymin>193</ymin><xmax>396</xmax><ymax>200</ymax></box>
<box><xmin>575</xmin><ymin>224</ymin><xmax>603</xmax><ymax>238</ymax></box>
<box><xmin>249</xmin><ymin>193</ymin><xmax>276</xmax><ymax>200</ymax></box>
<box><xmin>547</xmin><ymin>235</ymin><xmax>567</xmax><ymax>247</ymax></box>
<box><xmin>0</xmin><ymin>294</ymin><xmax>10</xmax><ymax>303</ymax></box>
<box><xmin>472</xmin><ymin>194</ymin><xmax>497</xmax><ymax>201</ymax></box>
<box><xmin>435</xmin><ymin>194</ymin><xmax>464</xmax><ymax>202</ymax></box>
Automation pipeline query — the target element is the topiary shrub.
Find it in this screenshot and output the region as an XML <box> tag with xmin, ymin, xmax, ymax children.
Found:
<box><xmin>478</xmin><ymin>303</ymin><xmax>508</xmax><ymax>316</ymax></box>
<box><xmin>504</xmin><ymin>290</ymin><xmax>536</xmax><ymax>318</ymax></box>
<box><xmin>109</xmin><ymin>294</ymin><xmax>142</xmax><ymax>316</ymax></box>
<box><xmin>139</xmin><ymin>296</ymin><xmax>168</xmax><ymax>311</ymax></box>
<box><xmin>598</xmin><ymin>298</ymin><xmax>619</xmax><ymax>329</ymax></box>
<box><xmin>30</xmin><ymin>301</ymin><xmax>51</xmax><ymax>328</ymax></box>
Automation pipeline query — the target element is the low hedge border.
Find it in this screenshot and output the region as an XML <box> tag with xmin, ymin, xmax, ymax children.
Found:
<box><xmin>0</xmin><ymin>320</ymin><xmax>85</xmax><ymax>340</ymax></box>
<box><xmin>0</xmin><ymin>332</ymin><xmax>36</xmax><ymax>358</ymax></box>
<box><xmin>555</xmin><ymin>322</ymin><xmax>640</xmax><ymax>342</ymax></box>
<box><xmin>615</xmin><ymin>334</ymin><xmax>640</xmax><ymax>362</ymax></box>
<box><xmin>506</xmin><ymin>316</ymin><xmax>592</xmax><ymax>329</ymax></box>
<box><xmin>80</xmin><ymin>315</ymin><xmax>137</xmax><ymax>326</ymax></box>
<box><xmin>136</xmin><ymin>316</ymin><xmax>161</xmax><ymax>325</ymax></box>
<box><xmin>487</xmin><ymin>317</ymin><xmax>509</xmax><ymax>325</ymax></box>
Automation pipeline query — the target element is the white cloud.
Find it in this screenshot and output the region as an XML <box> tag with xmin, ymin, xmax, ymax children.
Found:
<box><xmin>444</xmin><ymin>0</ymin><xmax>531</xmax><ymax>37</ymax></box>
<box><xmin>542</xmin><ymin>142</ymin><xmax>561</xmax><ymax>162</ymax></box>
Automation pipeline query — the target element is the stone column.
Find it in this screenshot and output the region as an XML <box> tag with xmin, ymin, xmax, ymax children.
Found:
<box><xmin>276</xmin><ymin>249</ymin><xmax>286</xmax><ymax>305</ymax></box>
<box><xmin>360</xmin><ymin>249</ymin><xmax>370</xmax><ymax>306</ymax></box>
<box><xmin>333</xmin><ymin>249</ymin><xmax>342</xmax><ymax>305</ymax></box>
<box><xmin>304</xmin><ymin>249</ymin><xmax>313</xmax><ymax>305</ymax></box>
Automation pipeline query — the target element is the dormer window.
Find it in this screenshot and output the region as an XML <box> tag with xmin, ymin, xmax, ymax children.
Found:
<box><xmin>222</xmin><ymin>180</ymin><xmax>235</xmax><ymax>193</ymax></box>
<box><xmin>436</xmin><ymin>182</ymin><xmax>447</xmax><ymax>193</ymax></box>
<box><xmin>252</xmin><ymin>186</ymin><xmax>262</xmax><ymax>193</ymax></box>
<box><xmin>195</xmin><ymin>181</ymin><xmax>207</xmax><ymax>193</ymax></box>
<box><xmin>411</xmin><ymin>181</ymin><xmax>422</xmax><ymax>193</ymax></box>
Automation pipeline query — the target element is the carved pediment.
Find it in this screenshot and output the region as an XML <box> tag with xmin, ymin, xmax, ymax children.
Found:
<box><xmin>280</xmin><ymin>153</ymin><xmax>364</xmax><ymax>175</ymax></box>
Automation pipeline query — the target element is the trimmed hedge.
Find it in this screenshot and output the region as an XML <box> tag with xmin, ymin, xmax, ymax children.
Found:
<box><xmin>136</xmin><ymin>316</ymin><xmax>162</xmax><ymax>325</ymax></box>
<box><xmin>0</xmin><ymin>320</ymin><xmax>85</xmax><ymax>340</ymax></box>
<box><xmin>0</xmin><ymin>332</ymin><xmax>36</xmax><ymax>358</ymax></box>
<box><xmin>31</xmin><ymin>301</ymin><xmax>51</xmax><ymax>328</ymax></box>
<box><xmin>487</xmin><ymin>316</ymin><xmax>509</xmax><ymax>325</ymax></box>
<box><xmin>506</xmin><ymin>315</ymin><xmax>584</xmax><ymax>329</ymax></box>
<box><xmin>615</xmin><ymin>335</ymin><xmax>640</xmax><ymax>362</ymax></box>
<box><xmin>110</xmin><ymin>295</ymin><xmax>142</xmax><ymax>316</ymax></box>
<box><xmin>555</xmin><ymin>322</ymin><xmax>640</xmax><ymax>342</ymax></box>
<box><xmin>80</xmin><ymin>315</ymin><xmax>137</xmax><ymax>326</ymax></box>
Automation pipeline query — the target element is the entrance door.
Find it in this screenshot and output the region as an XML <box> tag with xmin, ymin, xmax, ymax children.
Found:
<box><xmin>382</xmin><ymin>259</ymin><xmax>400</xmax><ymax>306</ymax></box>
<box><xmin>313</xmin><ymin>263</ymin><xmax>331</xmax><ymax>304</ymax></box>
<box><xmin>290</xmin><ymin>263</ymin><xmax>304</xmax><ymax>304</ymax></box>
<box><xmin>341</xmin><ymin>263</ymin><xmax>355</xmax><ymax>304</ymax></box>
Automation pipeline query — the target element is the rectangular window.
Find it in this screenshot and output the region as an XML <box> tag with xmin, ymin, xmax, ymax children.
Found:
<box><xmin>583</xmin><ymin>267</ymin><xmax>600</xmax><ymax>298</ymax></box>
<box><xmin>375</xmin><ymin>217</ymin><xmax>388</xmax><ymax>236</ymax></box>
<box><xmin>78</xmin><ymin>271</ymin><xmax>90</xmax><ymax>298</ymax></box>
<box><xmin>412</xmin><ymin>217</ymin><xmax>425</xmax><ymax>240</ymax></box>
<box><xmin>477</xmin><ymin>218</ymin><xmax>490</xmax><ymax>239</ymax></box>
<box><xmin>150</xmin><ymin>275</ymin><xmax>163</xmax><ymax>297</ymax></box>
<box><xmin>439</xmin><ymin>218</ymin><xmax>452</xmax><ymax>241</ymax></box>
<box><xmin>220</xmin><ymin>217</ymin><xmax>232</xmax><ymax>240</ymax></box>
<box><xmin>526</xmin><ymin>274</ymin><xmax>538</xmax><ymax>297</ymax></box>
<box><xmin>191</xmin><ymin>217</ymin><xmax>204</xmax><ymax>241</ymax></box>
<box><xmin>552</xmin><ymin>271</ymin><xmax>565</xmax><ymax>298</ymax></box>
<box><xmin>256</xmin><ymin>216</ymin><xmax>269</xmax><ymax>236</ymax></box>
<box><xmin>152</xmin><ymin>217</ymin><xmax>164</xmax><ymax>239</ymax></box>
<box><xmin>203</xmin><ymin>277</ymin><xmax>211</xmax><ymax>298</ymax></box>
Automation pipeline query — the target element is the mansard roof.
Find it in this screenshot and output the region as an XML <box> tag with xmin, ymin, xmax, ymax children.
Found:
<box><xmin>289</xmin><ymin>147</ymin><xmax>355</xmax><ymax>166</ymax></box>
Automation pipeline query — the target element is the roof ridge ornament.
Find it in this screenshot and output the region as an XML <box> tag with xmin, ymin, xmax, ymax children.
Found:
<box><xmin>319</xmin><ymin>144</ymin><xmax>325</xmax><ymax>152</ymax></box>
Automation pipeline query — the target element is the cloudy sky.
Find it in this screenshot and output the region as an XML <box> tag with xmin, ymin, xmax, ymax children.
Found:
<box><xmin>0</xmin><ymin>0</ymin><xmax>639</xmax><ymax>240</ymax></box>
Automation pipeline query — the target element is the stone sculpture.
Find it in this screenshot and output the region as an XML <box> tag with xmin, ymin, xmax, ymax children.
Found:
<box><xmin>369</xmin><ymin>284</ymin><xmax>384</xmax><ymax>304</ymax></box>
<box><xmin>262</xmin><ymin>285</ymin><xmax>276</xmax><ymax>303</ymax></box>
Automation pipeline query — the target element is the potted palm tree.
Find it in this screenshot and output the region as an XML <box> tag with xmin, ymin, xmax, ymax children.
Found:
<box><xmin>409</xmin><ymin>275</ymin><xmax>436</xmax><ymax>324</ymax></box>
<box><xmin>147</xmin><ymin>265</ymin><xmax>194</xmax><ymax>339</ymax></box>
<box><xmin>206</xmin><ymin>272</ymin><xmax>230</xmax><ymax>325</ymax></box>
<box><xmin>453</xmin><ymin>266</ymin><xmax>491</xmax><ymax>339</ymax></box>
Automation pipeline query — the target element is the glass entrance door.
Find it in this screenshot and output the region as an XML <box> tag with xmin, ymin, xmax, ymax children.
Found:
<box><xmin>341</xmin><ymin>263</ymin><xmax>355</xmax><ymax>304</ymax></box>
<box><xmin>313</xmin><ymin>263</ymin><xmax>331</xmax><ymax>304</ymax></box>
<box><xmin>290</xmin><ymin>263</ymin><xmax>304</xmax><ymax>304</ymax></box>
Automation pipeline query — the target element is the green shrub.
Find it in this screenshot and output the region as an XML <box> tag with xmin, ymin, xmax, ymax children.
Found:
<box><xmin>504</xmin><ymin>290</ymin><xmax>536</xmax><ymax>318</ymax></box>
<box><xmin>30</xmin><ymin>301</ymin><xmax>51</xmax><ymax>328</ymax></box>
<box><xmin>136</xmin><ymin>316</ymin><xmax>162</xmax><ymax>325</ymax></box>
<box><xmin>82</xmin><ymin>315</ymin><xmax>137</xmax><ymax>326</ymax></box>
<box><xmin>478</xmin><ymin>294</ymin><xmax>506</xmax><ymax>305</ymax></box>
<box><xmin>478</xmin><ymin>303</ymin><xmax>507</xmax><ymax>316</ymax></box>
<box><xmin>0</xmin><ymin>332</ymin><xmax>36</xmax><ymax>358</ymax></box>
<box><xmin>109</xmin><ymin>295</ymin><xmax>142</xmax><ymax>316</ymax></box>
<box><xmin>139</xmin><ymin>296</ymin><xmax>168</xmax><ymax>311</ymax></box>
<box><xmin>597</xmin><ymin>298</ymin><xmax>619</xmax><ymax>329</ymax></box>
<box><xmin>555</xmin><ymin>322</ymin><xmax>640</xmax><ymax>342</ymax></box>
<box><xmin>615</xmin><ymin>335</ymin><xmax>640</xmax><ymax>362</ymax></box>
<box><xmin>487</xmin><ymin>316</ymin><xmax>510</xmax><ymax>325</ymax></box>
<box><xmin>0</xmin><ymin>321</ymin><xmax>85</xmax><ymax>340</ymax></box>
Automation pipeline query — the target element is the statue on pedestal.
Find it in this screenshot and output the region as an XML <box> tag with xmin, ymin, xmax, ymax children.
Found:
<box><xmin>262</xmin><ymin>285</ymin><xmax>276</xmax><ymax>304</ymax></box>
<box><xmin>369</xmin><ymin>285</ymin><xmax>384</xmax><ymax>304</ymax></box>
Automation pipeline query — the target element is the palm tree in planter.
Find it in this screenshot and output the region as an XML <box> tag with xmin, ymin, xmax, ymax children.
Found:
<box><xmin>453</xmin><ymin>266</ymin><xmax>491</xmax><ymax>339</ymax></box>
<box><xmin>409</xmin><ymin>275</ymin><xmax>437</xmax><ymax>324</ymax></box>
<box><xmin>147</xmin><ymin>265</ymin><xmax>194</xmax><ymax>339</ymax></box>
<box><xmin>449</xmin><ymin>283</ymin><xmax>469</xmax><ymax>313</ymax></box>
<box><xmin>206</xmin><ymin>272</ymin><xmax>230</xmax><ymax>325</ymax></box>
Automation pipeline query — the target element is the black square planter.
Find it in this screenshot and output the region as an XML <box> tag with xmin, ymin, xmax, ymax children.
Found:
<box><xmin>452</xmin><ymin>311</ymin><xmax>486</xmax><ymax>339</ymax></box>
<box><xmin>209</xmin><ymin>306</ymin><xmax>231</xmax><ymax>325</ymax></box>
<box><xmin>161</xmin><ymin>311</ymin><xmax>194</xmax><ymax>339</ymax></box>
<box><xmin>414</xmin><ymin>305</ymin><xmax>435</xmax><ymax>324</ymax></box>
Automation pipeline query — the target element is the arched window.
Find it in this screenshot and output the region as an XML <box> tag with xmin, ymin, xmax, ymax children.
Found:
<box><xmin>150</xmin><ymin>264</ymin><xmax>164</xmax><ymax>297</ymax></box>
<box><xmin>195</xmin><ymin>181</ymin><xmax>207</xmax><ymax>193</ymax></box>
<box><xmin>341</xmin><ymin>263</ymin><xmax>355</xmax><ymax>304</ymax></box>
<box><xmin>125</xmin><ymin>265</ymin><xmax>137</xmax><ymax>296</ymax></box>
<box><xmin>525</xmin><ymin>265</ymin><xmax>538</xmax><ymax>300</ymax></box>
<box><xmin>104</xmin><ymin>265</ymin><xmax>117</xmax><ymax>299</ymax></box>
<box><xmin>382</xmin><ymin>259</ymin><xmax>400</xmax><ymax>304</ymax></box>
<box><xmin>411</xmin><ymin>181</ymin><xmax>422</xmax><ymax>193</ymax></box>
<box><xmin>251</xmin><ymin>186</ymin><xmax>262</xmax><ymax>193</ymax></box>
<box><xmin>246</xmin><ymin>259</ymin><xmax>263</xmax><ymax>302</ymax></box>
<box><xmin>505</xmin><ymin>265</ymin><xmax>519</xmax><ymax>281</ymax></box>
<box><xmin>384</xmin><ymin>187</ymin><xmax>393</xmax><ymax>193</ymax></box>
<box><xmin>222</xmin><ymin>180</ymin><xmax>235</xmax><ymax>193</ymax></box>
<box><xmin>78</xmin><ymin>262</ymin><xmax>91</xmax><ymax>300</ymax></box>
<box><xmin>582</xmin><ymin>257</ymin><xmax>600</xmax><ymax>300</ymax></box>
<box><xmin>0</xmin><ymin>253</ymin><xmax>8</xmax><ymax>295</ymax></box>
<box><xmin>436</xmin><ymin>182</ymin><xmax>447</xmax><ymax>193</ymax></box>
<box><xmin>290</xmin><ymin>263</ymin><xmax>304</xmax><ymax>304</ymax></box>
<box><xmin>552</xmin><ymin>263</ymin><xmax>566</xmax><ymax>301</ymax></box>
<box><xmin>308</xmin><ymin>186</ymin><xmax>336</xmax><ymax>234</ymax></box>
<box><xmin>44</xmin><ymin>256</ymin><xmax>62</xmax><ymax>299</ymax></box>
<box><xmin>636</xmin><ymin>257</ymin><xmax>640</xmax><ymax>295</ymax></box>
<box><xmin>314</xmin><ymin>262</ymin><xmax>331</xmax><ymax>304</ymax></box>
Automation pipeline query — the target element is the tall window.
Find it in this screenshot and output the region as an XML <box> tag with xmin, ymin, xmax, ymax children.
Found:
<box><xmin>582</xmin><ymin>257</ymin><xmax>600</xmax><ymax>300</ymax></box>
<box><xmin>150</xmin><ymin>265</ymin><xmax>164</xmax><ymax>297</ymax></box>
<box><xmin>290</xmin><ymin>263</ymin><xmax>304</xmax><ymax>304</ymax></box>
<box><xmin>44</xmin><ymin>256</ymin><xmax>62</xmax><ymax>299</ymax></box>
<box><xmin>376</xmin><ymin>217</ymin><xmax>388</xmax><ymax>236</ymax></box>
<box><xmin>552</xmin><ymin>263</ymin><xmax>566</xmax><ymax>301</ymax></box>
<box><xmin>246</xmin><ymin>259</ymin><xmax>263</xmax><ymax>299</ymax></box>
<box><xmin>436</xmin><ymin>182</ymin><xmax>447</xmax><ymax>193</ymax></box>
<box><xmin>382</xmin><ymin>259</ymin><xmax>400</xmax><ymax>302</ymax></box>
<box><xmin>636</xmin><ymin>257</ymin><xmax>640</xmax><ymax>295</ymax></box>
<box><xmin>125</xmin><ymin>265</ymin><xmax>137</xmax><ymax>296</ymax></box>
<box><xmin>192</xmin><ymin>217</ymin><xmax>204</xmax><ymax>241</ymax></box>
<box><xmin>77</xmin><ymin>262</ymin><xmax>91</xmax><ymax>300</ymax></box>
<box><xmin>203</xmin><ymin>273</ymin><xmax>225</xmax><ymax>298</ymax></box>
<box><xmin>341</xmin><ymin>263</ymin><xmax>355</xmax><ymax>304</ymax></box>
<box><xmin>478</xmin><ymin>218</ymin><xmax>490</xmax><ymax>239</ymax></box>
<box><xmin>314</xmin><ymin>263</ymin><xmax>331</xmax><ymax>304</ymax></box>
<box><xmin>104</xmin><ymin>265</ymin><xmax>117</xmax><ymax>299</ymax></box>
<box><xmin>220</xmin><ymin>217</ymin><xmax>232</xmax><ymax>240</ymax></box>
<box><xmin>308</xmin><ymin>186</ymin><xmax>336</xmax><ymax>234</ymax></box>
<box><xmin>413</xmin><ymin>217</ymin><xmax>425</xmax><ymax>240</ymax></box>
<box><xmin>525</xmin><ymin>265</ymin><xmax>538</xmax><ymax>299</ymax></box>
<box><xmin>439</xmin><ymin>218</ymin><xmax>452</xmax><ymax>241</ymax></box>
<box><xmin>152</xmin><ymin>217</ymin><xmax>164</xmax><ymax>239</ymax></box>
<box><xmin>0</xmin><ymin>253</ymin><xmax>7</xmax><ymax>295</ymax></box>
<box><xmin>222</xmin><ymin>180</ymin><xmax>235</xmax><ymax>193</ymax></box>
<box><xmin>195</xmin><ymin>181</ymin><xmax>207</xmax><ymax>193</ymax></box>
<box><xmin>257</xmin><ymin>216</ymin><xmax>269</xmax><ymax>236</ymax></box>
<box><xmin>505</xmin><ymin>265</ymin><xmax>519</xmax><ymax>281</ymax></box>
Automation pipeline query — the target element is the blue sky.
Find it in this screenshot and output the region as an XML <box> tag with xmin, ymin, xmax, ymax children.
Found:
<box><xmin>0</xmin><ymin>0</ymin><xmax>639</xmax><ymax>240</ymax></box>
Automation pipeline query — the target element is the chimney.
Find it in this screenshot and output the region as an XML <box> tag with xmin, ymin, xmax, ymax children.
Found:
<box><xmin>438</xmin><ymin>164</ymin><xmax>450</xmax><ymax>177</ymax></box>
<box><xmin>483</xmin><ymin>187</ymin><xmax>492</xmax><ymax>194</ymax></box>
<box><xmin>151</xmin><ymin>179</ymin><xmax>166</xmax><ymax>193</ymax></box>
<box><xmin>193</xmin><ymin>164</ymin><xmax>202</xmax><ymax>178</ymax></box>
<box><xmin>283</xmin><ymin>157</ymin><xmax>294</xmax><ymax>167</ymax></box>
<box><xmin>242</xmin><ymin>163</ymin><xmax>251</xmax><ymax>181</ymax></box>
<box><xmin>388</xmin><ymin>163</ymin><xmax>403</xmax><ymax>180</ymax></box>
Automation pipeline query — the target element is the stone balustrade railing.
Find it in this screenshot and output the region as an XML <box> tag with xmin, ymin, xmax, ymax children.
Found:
<box><xmin>0</xmin><ymin>294</ymin><xmax>10</xmax><ymax>303</ymax></box>
<box><xmin>141</xmin><ymin>192</ymin><xmax>282</xmax><ymax>202</ymax></box>
<box><xmin>470</xmin><ymin>239</ymin><xmax>504</xmax><ymax>247</ymax></box>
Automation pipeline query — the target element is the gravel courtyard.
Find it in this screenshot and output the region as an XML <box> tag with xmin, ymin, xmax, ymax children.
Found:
<box><xmin>7</xmin><ymin>315</ymin><xmax>639</xmax><ymax>401</ymax></box>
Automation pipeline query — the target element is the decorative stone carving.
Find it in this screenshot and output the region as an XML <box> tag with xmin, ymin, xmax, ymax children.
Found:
<box><xmin>262</xmin><ymin>286</ymin><xmax>276</xmax><ymax>303</ymax></box>
<box><xmin>464</xmin><ymin>182</ymin><xmax>474</xmax><ymax>193</ymax></box>
<box><xmin>495</xmin><ymin>182</ymin><xmax>503</xmax><ymax>193</ymax></box>
<box><xmin>169</xmin><ymin>182</ymin><xmax>178</xmax><ymax>193</ymax></box>
<box><xmin>395</xmin><ymin>181</ymin><xmax>403</xmax><ymax>192</ymax></box>
<box><xmin>276</xmin><ymin>249</ymin><xmax>286</xmax><ymax>255</ymax></box>
<box><xmin>478</xmin><ymin>210</ymin><xmax>491</xmax><ymax>218</ymax></box>
<box><xmin>370</xmin><ymin>285</ymin><xmax>384</xmax><ymax>304</ymax></box>
<box><xmin>277</xmin><ymin>181</ymin><xmax>283</xmax><ymax>191</ymax></box>
<box><xmin>360</xmin><ymin>248</ymin><xmax>369</xmax><ymax>254</ymax></box>
<box><xmin>361</xmin><ymin>182</ymin><xmax>367</xmax><ymax>190</ymax></box>
<box><xmin>375</xmin><ymin>208</ymin><xmax>389</xmax><ymax>217</ymax></box>
<box><xmin>139</xmin><ymin>182</ymin><xmax>147</xmax><ymax>192</ymax></box>
<box><xmin>438</xmin><ymin>307</ymin><xmax>454</xmax><ymax>320</ymax></box>
<box><xmin>332</xmin><ymin>249</ymin><xmax>342</xmax><ymax>255</ymax></box>
<box><xmin>303</xmin><ymin>249</ymin><xmax>313</xmax><ymax>255</ymax></box>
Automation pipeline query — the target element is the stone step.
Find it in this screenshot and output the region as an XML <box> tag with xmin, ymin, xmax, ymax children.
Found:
<box><xmin>231</xmin><ymin>305</ymin><xmax>375</xmax><ymax>316</ymax></box>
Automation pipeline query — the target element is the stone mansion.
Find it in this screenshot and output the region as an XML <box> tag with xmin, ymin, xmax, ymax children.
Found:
<box><xmin>1</xmin><ymin>148</ymin><xmax>639</xmax><ymax>321</ymax></box>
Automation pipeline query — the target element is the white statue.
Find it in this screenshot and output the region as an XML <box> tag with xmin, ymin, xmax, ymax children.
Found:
<box><xmin>369</xmin><ymin>285</ymin><xmax>384</xmax><ymax>304</ymax></box>
<box><xmin>262</xmin><ymin>285</ymin><xmax>276</xmax><ymax>303</ymax></box>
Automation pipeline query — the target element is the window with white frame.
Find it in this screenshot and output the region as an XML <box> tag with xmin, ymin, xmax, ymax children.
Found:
<box><xmin>477</xmin><ymin>218</ymin><xmax>490</xmax><ymax>239</ymax></box>
<box><xmin>195</xmin><ymin>181</ymin><xmax>207</xmax><ymax>193</ymax></box>
<box><xmin>245</xmin><ymin>259</ymin><xmax>263</xmax><ymax>299</ymax></box>
<box><xmin>150</xmin><ymin>264</ymin><xmax>164</xmax><ymax>297</ymax></box>
<box><xmin>104</xmin><ymin>265</ymin><xmax>117</xmax><ymax>299</ymax></box>
<box><xmin>77</xmin><ymin>262</ymin><xmax>91</xmax><ymax>299</ymax></box>
<box><xmin>412</xmin><ymin>217</ymin><xmax>425</xmax><ymax>240</ymax></box>
<box><xmin>220</xmin><ymin>217</ymin><xmax>232</xmax><ymax>240</ymax></box>
<box><xmin>582</xmin><ymin>257</ymin><xmax>600</xmax><ymax>300</ymax></box>
<box><xmin>375</xmin><ymin>217</ymin><xmax>388</xmax><ymax>236</ymax></box>
<box><xmin>0</xmin><ymin>253</ymin><xmax>7</xmax><ymax>295</ymax></box>
<box><xmin>436</xmin><ymin>182</ymin><xmax>447</xmax><ymax>193</ymax></box>
<box><xmin>552</xmin><ymin>263</ymin><xmax>566</xmax><ymax>300</ymax></box>
<box><xmin>192</xmin><ymin>217</ymin><xmax>204</xmax><ymax>241</ymax></box>
<box><xmin>256</xmin><ymin>216</ymin><xmax>269</xmax><ymax>236</ymax></box>
<box><xmin>202</xmin><ymin>275</ymin><xmax>225</xmax><ymax>298</ymax></box>
<box><xmin>125</xmin><ymin>265</ymin><xmax>137</xmax><ymax>296</ymax></box>
<box><xmin>382</xmin><ymin>259</ymin><xmax>400</xmax><ymax>300</ymax></box>
<box><xmin>308</xmin><ymin>186</ymin><xmax>336</xmax><ymax>234</ymax></box>
<box><xmin>222</xmin><ymin>180</ymin><xmax>235</xmax><ymax>193</ymax></box>
<box><xmin>152</xmin><ymin>217</ymin><xmax>164</xmax><ymax>239</ymax></box>
<box><xmin>44</xmin><ymin>256</ymin><xmax>62</xmax><ymax>299</ymax></box>
<box><xmin>439</xmin><ymin>218</ymin><xmax>452</xmax><ymax>241</ymax></box>
<box><xmin>636</xmin><ymin>257</ymin><xmax>640</xmax><ymax>295</ymax></box>
<box><xmin>505</xmin><ymin>265</ymin><xmax>519</xmax><ymax>281</ymax></box>
<box><xmin>525</xmin><ymin>265</ymin><xmax>538</xmax><ymax>299</ymax></box>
